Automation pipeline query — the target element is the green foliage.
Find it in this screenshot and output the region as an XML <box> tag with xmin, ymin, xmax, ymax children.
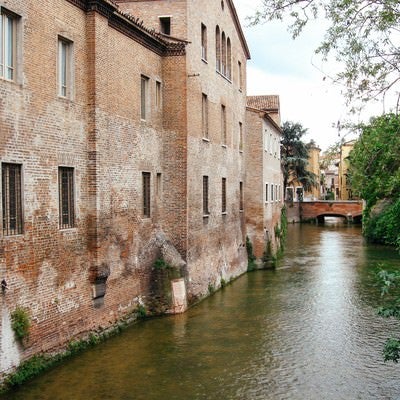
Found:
<box><xmin>246</xmin><ymin>236</ymin><xmax>257</xmax><ymax>271</ymax></box>
<box><xmin>208</xmin><ymin>283</ymin><xmax>215</xmax><ymax>295</ymax></box>
<box><xmin>248</xmin><ymin>0</ymin><xmax>400</xmax><ymax>108</ymax></box>
<box><xmin>153</xmin><ymin>258</ymin><xmax>172</xmax><ymax>270</ymax></box>
<box><xmin>375</xmin><ymin>267</ymin><xmax>400</xmax><ymax>362</ymax></box>
<box><xmin>384</xmin><ymin>339</ymin><xmax>400</xmax><ymax>363</ymax></box>
<box><xmin>136</xmin><ymin>304</ymin><xmax>147</xmax><ymax>319</ymax></box>
<box><xmin>281</xmin><ymin>121</ymin><xmax>318</xmax><ymax>192</ymax></box>
<box><xmin>349</xmin><ymin>114</ymin><xmax>400</xmax><ymax>249</ymax></box>
<box><xmin>11</xmin><ymin>307</ymin><xmax>30</xmax><ymax>342</ymax></box>
<box><xmin>220</xmin><ymin>278</ymin><xmax>227</xmax><ymax>288</ymax></box>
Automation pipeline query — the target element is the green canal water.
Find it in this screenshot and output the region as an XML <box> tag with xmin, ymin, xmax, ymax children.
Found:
<box><xmin>4</xmin><ymin>221</ymin><xmax>400</xmax><ymax>399</ymax></box>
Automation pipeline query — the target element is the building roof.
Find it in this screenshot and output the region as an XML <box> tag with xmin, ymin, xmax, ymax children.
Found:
<box><xmin>247</xmin><ymin>95</ymin><xmax>280</xmax><ymax>112</ymax></box>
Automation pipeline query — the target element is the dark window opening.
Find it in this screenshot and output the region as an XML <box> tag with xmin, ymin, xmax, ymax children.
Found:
<box><xmin>203</xmin><ymin>176</ymin><xmax>209</xmax><ymax>215</ymax></box>
<box><xmin>143</xmin><ymin>172</ymin><xmax>151</xmax><ymax>218</ymax></box>
<box><xmin>59</xmin><ymin>167</ymin><xmax>75</xmax><ymax>229</ymax></box>
<box><xmin>2</xmin><ymin>163</ymin><xmax>23</xmax><ymax>235</ymax></box>
<box><xmin>222</xmin><ymin>178</ymin><xmax>226</xmax><ymax>213</ymax></box>
<box><xmin>159</xmin><ymin>17</ymin><xmax>171</xmax><ymax>35</ymax></box>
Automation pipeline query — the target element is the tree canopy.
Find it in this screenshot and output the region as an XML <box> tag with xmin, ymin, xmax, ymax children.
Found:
<box><xmin>249</xmin><ymin>0</ymin><xmax>400</xmax><ymax>109</ymax></box>
<box><xmin>348</xmin><ymin>113</ymin><xmax>400</xmax><ymax>249</ymax></box>
<box><xmin>281</xmin><ymin>121</ymin><xmax>318</xmax><ymax>192</ymax></box>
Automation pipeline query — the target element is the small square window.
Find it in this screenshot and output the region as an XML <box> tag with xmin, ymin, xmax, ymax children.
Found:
<box><xmin>159</xmin><ymin>17</ymin><xmax>171</xmax><ymax>35</ymax></box>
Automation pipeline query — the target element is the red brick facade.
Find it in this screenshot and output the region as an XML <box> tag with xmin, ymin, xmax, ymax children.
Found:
<box><xmin>0</xmin><ymin>0</ymin><xmax>281</xmax><ymax>375</ymax></box>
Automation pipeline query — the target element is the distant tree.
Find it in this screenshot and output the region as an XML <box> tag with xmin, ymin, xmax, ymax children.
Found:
<box><xmin>281</xmin><ymin>121</ymin><xmax>318</xmax><ymax>193</ymax></box>
<box><xmin>249</xmin><ymin>0</ymin><xmax>400</xmax><ymax>109</ymax></box>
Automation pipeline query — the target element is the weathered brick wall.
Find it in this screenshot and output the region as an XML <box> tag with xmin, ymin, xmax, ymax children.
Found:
<box><xmin>245</xmin><ymin>109</ymin><xmax>283</xmax><ymax>260</ymax></box>
<box><xmin>0</xmin><ymin>0</ymin><xmax>92</xmax><ymax>370</ymax></box>
<box><xmin>0</xmin><ymin>0</ymin><xmax>188</xmax><ymax>375</ymax></box>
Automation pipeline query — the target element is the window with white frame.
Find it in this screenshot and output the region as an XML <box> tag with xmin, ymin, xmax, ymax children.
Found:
<box><xmin>58</xmin><ymin>37</ymin><xmax>73</xmax><ymax>98</ymax></box>
<box><xmin>0</xmin><ymin>9</ymin><xmax>18</xmax><ymax>81</ymax></box>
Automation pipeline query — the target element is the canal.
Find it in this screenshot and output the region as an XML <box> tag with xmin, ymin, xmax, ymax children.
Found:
<box><xmin>3</xmin><ymin>221</ymin><xmax>400</xmax><ymax>399</ymax></box>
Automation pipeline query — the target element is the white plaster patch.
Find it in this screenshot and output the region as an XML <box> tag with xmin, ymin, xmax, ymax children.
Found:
<box><xmin>0</xmin><ymin>305</ymin><xmax>21</xmax><ymax>373</ymax></box>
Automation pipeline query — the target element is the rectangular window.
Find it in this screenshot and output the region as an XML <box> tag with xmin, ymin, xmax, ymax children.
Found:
<box><xmin>141</xmin><ymin>75</ymin><xmax>149</xmax><ymax>120</ymax></box>
<box><xmin>58</xmin><ymin>37</ymin><xmax>73</xmax><ymax>98</ymax></box>
<box><xmin>2</xmin><ymin>163</ymin><xmax>23</xmax><ymax>235</ymax></box>
<box><xmin>159</xmin><ymin>17</ymin><xmax>171</xmax><ymax>35</ymax></box>
<box><xmin>239</xmin><ymin>122</ymin><xmax>243</xmax><ymax>151</ymax></box>
<box><xmin>238</xmin><ymin>61</ymin><xmax>242</xmax><ymax>90</ymax></box>
<box><xmin>222</xmin><ymin>178</ymin><xmax>226</xmax><ymax>213</ymax></box>
<box><xmin>142</xmin><ymin>172</ymin><xmax>151</xmax><ymax>218</ymax></box>
<box><xmin>239</xmin><ymin>181</ymin><xmax>244</xmax><ymax>211</ymax></box>
<box><xmin>58</xmin><ymin>167</ymin><xmax>75</xmax><ymax>229</ymax></box>
<box><xmin>265</xmin><ymin>183</ymin><xmax>268</xmax><ymax>202</ymax></box>
<box><xmin>203</xmin><ymin>176</ymin><xmax>209</xmax><ymax>215</ymax></box>
<box><xmin>201</xmin><ymin>23</ymin><xmax>207</xmax><ymax>60</ymax></box>
<box><xmin>202</xmin><ymin>93</ymin><xmax>208</xmax><ymax>138</ymax></box>
<box><xmin>275</xmin><ymin>184</ymin><xmax>278</xmax><ymax>202</ymax></box>
<box><xmin>156</xmin><ymin>81</ymin><xmax>162</xmax><ymax>110</ymax></box>
<box><xmin>0</xmin><ymin>10</ymin><xmax>17</xmax><ymax>81</ymax></box>
<box><xmin>271</xmin><ymin>184</ymin><xmax>274</xmax><ymax>202</ymax></box>
<box><xmin>221</xmin><ymin>104</ymin><xmax>226</xmax><ymax>145</ymax></box>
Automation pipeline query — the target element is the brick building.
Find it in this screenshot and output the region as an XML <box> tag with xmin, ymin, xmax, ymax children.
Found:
<box><xmin>0</xmin><ymin>0</ymin><xmax>282</xmax><ymax>375</ymax></box>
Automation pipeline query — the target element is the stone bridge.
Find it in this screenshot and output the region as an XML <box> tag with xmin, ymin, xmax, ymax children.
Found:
<box><xmin>297</xmin><ymin>200</ymin><xmax>364</xmax><ymax>223</ymax></box>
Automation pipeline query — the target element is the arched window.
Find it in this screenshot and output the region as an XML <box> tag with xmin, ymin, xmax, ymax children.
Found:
<box><xmin>221</xmin><ymin>31</ymin><xmax>226</xmax><ymax>76</ymax></box>
<box><xmin>216</xmin><ymin>26</ymin><xmax>221</xmax><ymax>72</ymax></box>
<box><xmin>227</xmin><ymin>37</ymin><xmax>232</xmax><ymax>79</ymax></box>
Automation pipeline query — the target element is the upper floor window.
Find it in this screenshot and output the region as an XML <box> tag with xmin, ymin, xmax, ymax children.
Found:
<box><xmin>221</xmin><ymin>104</ymin><xmax>227</xmax><ymax>145</ymax></box>
<box><xmin>59</xmin><ymin>167</ymin><xmax>75</xmax><ymax>229</ymax></box>
<box><xmin>58</xmin><ymin>37</ymin><xmax>73</xmax><ymax>98</ymax></box>
<box><xmin>156</xmin><ymin>80</ymin><xmax>162</xmax><ymax>110</ymax></box>
<box><xmin>238</xmin><ymin>61</ymin><xmax>243</xmax><ymax>90</ymax></box>
<box><xmin>201</xmin><ymin>23</ymin><xmax>207</xmax><ymax>61</ymax></box>
<box><xmin>202</xmin><ymin>93</ymin><xmax>209</xmax><ymax>139</ymax></box>
<box><xmin>159</xmin><ymin>17</ymin><xmax>171</xmax><ymax>35</ymax></box>
<box><xmin>265</xmin><ymin>183</ymin><xmax>269</xmax><ymax>202</ymax></box>
<box><xmin>0</xmin><ymin>9</ymin><xmax>17</xmax><ymax>81</ymax></box>
<box><xmin>221</xmin><ymin>31</ymin><xmax>226</xmax><ymax>76</ymax></box>
<box><xmin>239</xmin><ymin>122</ymin><xmax>243</xmax><ymax>152</ymax></box>
<box><xmin>2</xmin><ymin>163</ymin><xmax>23</xmax><ymax>235</ymax></box>
<box><xmin>216</xmin><ymin>26</ymin><xmax>221</xmax><ymax>72</ymax></box>
<box><xmin>226</xmin><ymin>38</ymin><xmax>232</xmax><ymax>80</ymax></box>
<box><xmin>141</xmin><ymin>75</ymin><xmax>149</xmax><ymax>120</ymax></box>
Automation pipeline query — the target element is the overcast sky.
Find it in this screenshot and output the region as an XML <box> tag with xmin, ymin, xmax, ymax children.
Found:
<box><xmin>233</xmin><ymin>0</ymin><xmax>383</xmax><ymax>151</ymax></box>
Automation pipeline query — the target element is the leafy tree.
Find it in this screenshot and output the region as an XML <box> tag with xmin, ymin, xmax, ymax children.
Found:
<box><xmin>249</xmin><ymin>0</ymin><xmax>400</xmax><ymax>108</ymax></box>
<box><xmin>281</xmin><ymin>121</ymin><xmax>318</xmax><ymax>192</ymax></box>
<box><xmin>348</xmin><ymin>113</ymin><xmax>400</xmax><ymax>248</ymax></box>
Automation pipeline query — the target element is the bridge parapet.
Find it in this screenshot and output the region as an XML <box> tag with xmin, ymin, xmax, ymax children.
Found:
<box><xmin>298</xmin><ymin>200</ymin><xmax>364</xmax><ymax>221</ymax></box>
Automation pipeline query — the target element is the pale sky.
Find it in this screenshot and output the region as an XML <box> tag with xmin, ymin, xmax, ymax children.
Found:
<box><xmin>233</xmin><ymin>0</ymin><xmax>384</xmax><ymax>150</ymax></box>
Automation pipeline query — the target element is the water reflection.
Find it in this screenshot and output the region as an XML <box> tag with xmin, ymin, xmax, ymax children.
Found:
<box><xmin>3</xmin><ymin>224</ymin><xmax>400</xmax><ymax>400</ymax></box>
